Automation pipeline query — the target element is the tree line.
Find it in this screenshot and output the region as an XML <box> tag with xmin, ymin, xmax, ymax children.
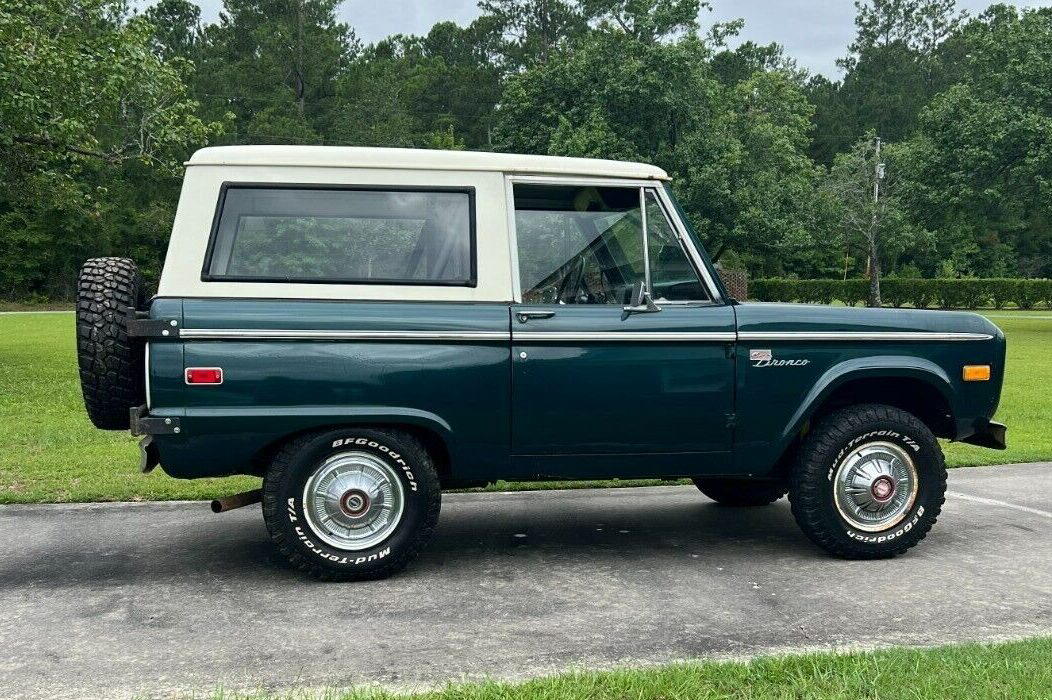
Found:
<box><xmin>752</xmin><ymin>277</ymin><xmax>1052</xmax><ymax>310</ymax></box>
<box><xmin>1</xmin><ymin>0</ymin><xmax>1050</xmax><ymax>302</ymax></box>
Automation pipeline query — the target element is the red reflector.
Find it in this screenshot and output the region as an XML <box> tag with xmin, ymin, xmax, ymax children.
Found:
<box><xmin>185</xmin><ymin>368</ymin><xmax>223</xmax><ymax>385</ymax></box>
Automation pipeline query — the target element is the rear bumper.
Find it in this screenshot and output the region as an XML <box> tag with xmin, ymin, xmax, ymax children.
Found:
<box><xmin>138</xmin><ymin>436</ymin><xmax>161</xmax><ymax>473</ymax></box>
<box><xmin>959</xmin><ymin>420</ymin><xmax>1007</xmax><ymax>450</ymax></box>
<box><xmin>130</xmin><ymin>405</ymin><xmax>180</xmax><ymax>474</ymax></box>
<box><xmin>129</xmin><ymin>405</ymin><xmax>182</xmax><ymax>436</ymax></box>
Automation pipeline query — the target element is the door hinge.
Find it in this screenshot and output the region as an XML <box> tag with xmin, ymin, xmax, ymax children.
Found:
<box><xmin>126</xmin><ymin>308</ymin><xmax>180</xmax><ymax>339</ymax></box>
<box><xmin>725</xmin><ymin>413</ymin><xmax>737</xmax><ymax>429</ymax></box>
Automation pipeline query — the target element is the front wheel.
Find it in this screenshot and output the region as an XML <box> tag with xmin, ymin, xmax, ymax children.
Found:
<box><xmin>789</xmin><ymin>403</ymin><xmax>946</xmax><ymax>559</ymax></box>
<box><xmin>262</xmin><ymin>429</ymin><xmax>441</xmax><ymax>581</ymax></box>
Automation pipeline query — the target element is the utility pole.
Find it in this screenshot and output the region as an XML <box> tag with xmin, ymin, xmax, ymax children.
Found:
<box><xmin>295</xmin><ymin>0</ymin><xmax>305</xmax><ymax>118</ymax></box>
<box><xmin>868</xmin><ymin>136</ymin><xmax>884</xmax><ymax>307</ymax></box>
<box><xmin>873</xmin><ymin>136</ymin><xmax>882</xmax><ymax>205</ymax></box>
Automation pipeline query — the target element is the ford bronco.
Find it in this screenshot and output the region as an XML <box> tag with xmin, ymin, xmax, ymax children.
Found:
<box><xmin>75</xmin><ymin>146</ymin><xmax>1007</xmax><ymax>580</ymax></box>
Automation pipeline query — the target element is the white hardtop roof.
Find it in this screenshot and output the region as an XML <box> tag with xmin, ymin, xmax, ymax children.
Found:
<box><xmin>187</xmin><ymin>145</ymin><xmax>669</xmax><ymax>180</ymax></box>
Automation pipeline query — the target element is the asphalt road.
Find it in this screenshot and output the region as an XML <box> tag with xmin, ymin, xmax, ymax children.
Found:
<box><xmin>2</xmin><ymin>463</ymin><xmax>1051</xmax><ymax>700</ymax></box>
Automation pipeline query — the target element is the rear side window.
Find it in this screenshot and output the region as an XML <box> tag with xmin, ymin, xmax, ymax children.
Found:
<box><xmin>203</xmin><ymin>185</ymin><xmax>475</xmax><ymax>286</ymax></box>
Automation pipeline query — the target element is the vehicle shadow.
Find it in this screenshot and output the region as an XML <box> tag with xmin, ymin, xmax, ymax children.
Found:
<box><xmin>420</xmin><ymin>491</ymin><xmax>819</xmax><ymax>569</ymax></box>
<box><xmin>0</xmin><ymin>491</ymin><xmax>822</xmax><ymax>589</ymax></box>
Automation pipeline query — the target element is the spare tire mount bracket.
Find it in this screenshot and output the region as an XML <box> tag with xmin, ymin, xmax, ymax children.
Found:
<box><xmin>126</xmin><ymin>308</ymin><xmax>180</xmax><ymax>339</ymax></box>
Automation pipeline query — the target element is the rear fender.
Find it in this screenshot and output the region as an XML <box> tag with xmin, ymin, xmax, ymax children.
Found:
<box><xmin>154</xmin><ymin>406</ymin><xmax>454</xmax><ymax>479</ymax></box>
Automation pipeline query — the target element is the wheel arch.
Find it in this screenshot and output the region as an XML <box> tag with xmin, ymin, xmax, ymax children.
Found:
<box><xmin>765</xmin><ymin>358</ymin><xmax>957</xmax><ymax>477</ymax></box>
<box><xmin>246</xmin><ymin>410</ymin><xmax>455</xmax><ymax>484</ymax></box>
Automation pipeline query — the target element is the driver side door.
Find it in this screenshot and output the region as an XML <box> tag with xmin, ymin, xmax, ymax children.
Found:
<box><xmin>508</xmin><ymin>180</ymin><xmax>736</xmax><ymax>478</ymax></box>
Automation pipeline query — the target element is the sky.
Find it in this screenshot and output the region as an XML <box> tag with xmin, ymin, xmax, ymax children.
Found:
<box><xmin>177</xmin><ymin>0</ymin><xmax>1052</xmax><ymax>77</ymax></box>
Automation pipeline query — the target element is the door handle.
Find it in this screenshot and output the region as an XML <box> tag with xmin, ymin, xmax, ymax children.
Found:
<box><xmin>516</xmin><ymin>310</ymin><xmax>556</xmax><ymax>324</ymax></box>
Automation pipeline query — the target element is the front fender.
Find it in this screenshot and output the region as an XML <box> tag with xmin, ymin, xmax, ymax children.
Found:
<box><xmin>783</xmin><ymin>356</ymin><xmax>956</xmax><ymax>446</ymax></box>
<box><xmin>738</xmin><ymin>355</ymin><xmax>956</xmax><ymax>477</ymax></box>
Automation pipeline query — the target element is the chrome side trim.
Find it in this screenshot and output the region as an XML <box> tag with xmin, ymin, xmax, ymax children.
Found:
<box><xmin>177</xmin><ymin>329</ymin><xmax>992</xmax><ymax>342</ymax></box>
<box><xmin>178</xmin><ymin>329</ymin><xmax>509</xmax><ymax>341</ymax></box>
<box><xmin>515</xmin><ymin>331</ymin><xmax>737</xmax><ymax>342</ymax></box>
<box><xmin>738</xmin><ymin>331</ymin><xmax>993</xmax><ymax>342</ymax></box>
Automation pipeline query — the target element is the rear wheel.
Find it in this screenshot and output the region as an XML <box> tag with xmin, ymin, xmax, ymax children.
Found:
<box><xmin>262</xmin><ymin>428</ymin><xmax>441</xmax><ymax>581</ymax></box>
<box><xmin>692</xmin><ymin>477</ymin><xmax>787</xmax><ymax>506</ymax></box>
<box><xmin>789</xmin><ymin>403</ymin><xmax>946</xmax><ymax>559</ymax></box>
<box><xmin>76</xmin><ymin>257</ymin><xmax>146</xmax><ymax>429</ymax></box>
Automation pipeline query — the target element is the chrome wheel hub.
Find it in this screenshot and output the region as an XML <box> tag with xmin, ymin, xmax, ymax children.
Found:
<box><xmin>302</xmin><ymin>451</ymin><xmax>405</xmax><ymax>551</ymax></box>
<box><xmin>340</xmin><ymin>489</ymin><xmax>369</xmax><ymax>516</ymax></box>
<box><xmin>833</xmin><ymin>441</ymin><xmax>918</xmax><ymax>532</ymax></box>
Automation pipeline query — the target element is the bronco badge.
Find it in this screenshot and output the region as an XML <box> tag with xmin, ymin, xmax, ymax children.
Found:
<box><xmin>750</xmin><ymin>349</ymin><xmax>810</xmax><ymax>368</ymax></box>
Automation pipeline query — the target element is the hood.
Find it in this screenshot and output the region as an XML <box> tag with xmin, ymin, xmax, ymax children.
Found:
<box><xmin>734</xmin><ymin>303</ymin><xmax>1003</xmax><ymax>339</ymax></box>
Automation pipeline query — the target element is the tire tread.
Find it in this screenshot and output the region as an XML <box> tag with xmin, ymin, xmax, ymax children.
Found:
<box><xmin>261</xmin><ymin>429</ymin><xmax>441</xmax><ymax>581</ymax></box>
<box><xmin>789</xmin><ymin>403</ymin><xmax>946</xmax><ymax>559</ymax></box>
<box><xmin>75</xmin><ymin>257</ymin><xmax>146</xmax><ymax>430</ymax></box>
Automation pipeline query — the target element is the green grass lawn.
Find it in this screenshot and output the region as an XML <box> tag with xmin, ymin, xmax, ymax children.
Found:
<box><xmin>0</xmin><ymin>312</ymin><xmax>258</xmax><ymax>503</ymax></box>
<box><xmin>0</xmin><ymin>301</ymin><xmax>75</xmax><ymax>312</ymax></box>
<box><xmin>206</xmin><ymin>638</ymin><xmax>1052</xmax><ymax>699</ymax></box>
<box><xmin>1</xmin><ymin>311</ymin><xmax>1049</xmax><ymax>504</ymax></box>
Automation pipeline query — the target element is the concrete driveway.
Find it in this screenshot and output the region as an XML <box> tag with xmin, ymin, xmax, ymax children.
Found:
<box><xmin>2</xmin><ymin>462</ymin><xmax>1051</xmax><ymax>699</ymax></box>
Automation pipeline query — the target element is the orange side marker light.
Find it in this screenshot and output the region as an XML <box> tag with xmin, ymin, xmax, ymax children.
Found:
<box><xmin>962</xmin><ymin>365</ymin><xmax>991</xmax><ymax>382</ymax></box>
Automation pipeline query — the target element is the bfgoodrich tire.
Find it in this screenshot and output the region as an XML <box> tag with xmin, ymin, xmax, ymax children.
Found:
<box><xmin>262</xmin><ymin>428</ymin><xmax>441</xmax><ymax>581</ymax></box>
<box><xmin>76</xmin><ymin>257</ymin><xmax>147</xmax><ymax>430</ymax></box>
<box><xmin>789</xmin><ymin>403</ymin><xmax>946</xmax><ymax>559</ymax></box>
<box><xmin>692</xmin><ymin>477</ymin><xmax>787</xmax><ymax>506</ymax></box>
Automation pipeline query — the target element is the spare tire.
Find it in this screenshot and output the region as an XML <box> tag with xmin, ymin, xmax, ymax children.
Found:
<box><xmin>76</xmin><ymin>257</ymin><xmax>147</xmax><ymax>430</ymax></box>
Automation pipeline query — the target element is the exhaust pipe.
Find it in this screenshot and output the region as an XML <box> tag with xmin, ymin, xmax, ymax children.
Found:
<box><xmin>211</xmin><ymin>488</ymin><xmax>262</xmax><ymax>513</ymax></box>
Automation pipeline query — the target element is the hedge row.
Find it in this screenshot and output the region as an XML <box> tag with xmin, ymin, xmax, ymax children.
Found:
<box><xmin>750</xmin><ymin>278</ymin><xmax>1052</xmax><ymax>309</ymax></box>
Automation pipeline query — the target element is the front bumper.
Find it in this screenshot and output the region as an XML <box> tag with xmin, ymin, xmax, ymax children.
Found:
<box><xmin>959</xmin><ymin>420</ymin><xmax>1007</xmax><ymax>450</ymax></box>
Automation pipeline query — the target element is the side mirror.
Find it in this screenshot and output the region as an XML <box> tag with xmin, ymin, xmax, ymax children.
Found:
<box><xmin>624</xmin><ymin>281</ymin><xmax>661</xmax><ymax>314</ymax></box>
<box><xmin>628</xmin><ymin>280</ymin><xmax>645</xmax><ymax>307</ymax></box>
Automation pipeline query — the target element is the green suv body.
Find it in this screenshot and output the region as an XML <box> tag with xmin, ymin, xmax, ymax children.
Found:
<box><xmin>75</xmin><ymin>146</ymin><xmax>1006</xmax><ymax>580</ymax></box>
